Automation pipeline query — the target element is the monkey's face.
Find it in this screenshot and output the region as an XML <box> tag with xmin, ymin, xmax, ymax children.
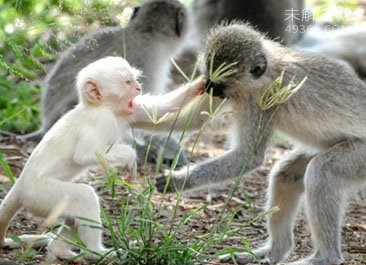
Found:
<box><xmin>129</xmin><ymin>0</ymin><xmax>188</xmax><ymax>39</ymax></box>
<box><xmin>202</xmin><ymin>23</ymin><xmax>268</xmax><ymax>99</ymax></box>
<box><xmin>108</xmin><ymin>70</ymin><xmax>142</xmax><ymax>116</ymax></box>
<box><xmin>77</xmin><ymin>56</ymin><xmax>142</xmax><ymax>116</ymax></box>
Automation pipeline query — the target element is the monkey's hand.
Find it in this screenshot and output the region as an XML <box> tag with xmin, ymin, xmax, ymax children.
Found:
<box><xmin>107</xmin><ymin>144</ymin><xmax>137</xmax><ymax>170</ymax></box>
<box><xmin>186</xmin><ymin>77</ymin><xmax>206</xmax><ymax>98</ymax></box>
<box><xmin>155</xmin><ymin>171</ymin><xmax>189</xmax><ymax>193</ymax></box>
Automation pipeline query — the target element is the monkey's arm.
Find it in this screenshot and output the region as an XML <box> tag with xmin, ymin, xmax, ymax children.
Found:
<box><xmin>74</xmin><ymin>141</ymin><xmax>135</xmax><ymax>169</ymax></box>
<box><xmin>156</xmin><ymin>150</ymin><xmax>251</xmax><ymax>192</ymax></box>
<box><xmin>131</xmin><ymin>79</ymin><xmax>206</xmax><ymax>127</ymax></box>
<box><xmin>101</xmin><ymin>144</ymin><xmax>137</xmax><ymax>169</ymax></box>
<box><xmin>132</xmin><ymin>90</ymin><xmax>225</xmax><ymax>132</ymax></box>
<box><xmin>156</xmin><ymin>99</ymin><xmax>274</xmax><ymax>192</ymax></box>
<box><xmin>72</xmin><ymin>123</ymin><xmax>136</xmax><ymax>168</ymax></box>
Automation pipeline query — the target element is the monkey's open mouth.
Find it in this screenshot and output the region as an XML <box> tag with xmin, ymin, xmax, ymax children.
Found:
<box><xmin>204</xmin><ymin>79</ymin><xmax>227</xmax><ymax>98</ymax></box>
<box><xmin>126</xmin><ymin>100</ymin><xmax>134</xmax><ymax>113</ymax></box>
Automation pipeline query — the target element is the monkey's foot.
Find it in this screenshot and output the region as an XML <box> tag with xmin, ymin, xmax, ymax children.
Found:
<box><xmin>47</xmin><ymin>237</ymin><xmax>80</xmax><ymax>261</ymax></box>
<box><xmin>136</xmin><ymin>136</ymin><xmax>188</xmax><ymax>167</ymax></box>
<box><xmin>83</xmin><ymin>247</ymin><xmax>122</xmax><ymax>261</ymax></box>
<box><xmin>47</xmin><ymin>248</ymin><xmax>78</xmax><ymax>261</ymax></box>
<box><xmin>219</xmin><ymin>252</ymin><xmax>258</xmax><ymax>264</ymax></box>
<box><xmin>219</xmin><ymin>246</ymin><xmax>270</xmax><ymax>264</ymax></box>
<box><xmin>155</xmin><ymin>173</ymin><xmax>185</xmax><ymax>193</ymax></box>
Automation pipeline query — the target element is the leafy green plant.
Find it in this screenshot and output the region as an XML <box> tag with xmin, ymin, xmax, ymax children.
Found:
<box><xmin>0</xmin><ymin>79</ymin><xmax>41</xmax><ymax>132</ymax></box>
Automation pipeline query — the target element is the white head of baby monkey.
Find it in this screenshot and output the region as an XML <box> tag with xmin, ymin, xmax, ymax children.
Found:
<box><xmin>76</xmin><ymin>56</ymin><xmax>142</xmax><ymax>115</ymax></box>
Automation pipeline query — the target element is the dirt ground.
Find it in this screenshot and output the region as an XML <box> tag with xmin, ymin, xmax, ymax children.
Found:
<box><xmin>0</xmin><ymin>120</ymin><xmax>365</xmax><ymax>265</ymax></box>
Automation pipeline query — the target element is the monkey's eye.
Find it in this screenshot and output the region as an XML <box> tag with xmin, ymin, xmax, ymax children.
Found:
<box><xmin>125</xmin><ymin>80</ymin><xmax>132</xmax><ymax>85</ymax></box>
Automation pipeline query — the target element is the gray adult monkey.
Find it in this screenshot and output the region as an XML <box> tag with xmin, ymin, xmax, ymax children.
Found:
<box><xmin>157</xmin><ymin>22</ymin><xmax>366</xmax><ymax>265</ymax></box>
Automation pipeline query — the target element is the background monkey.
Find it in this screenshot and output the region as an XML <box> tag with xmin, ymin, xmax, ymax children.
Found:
<box><xmin>157</xmin><ymin>23</ymin><xmax>366</xmax><ymax>265</ymax></box>
<box><xmin>19</xmin><ymin>0</ymin><xmax>189</xmax><ymax>166</ymax></box>
<box><xmin>189</xmin><ymin>0</ymin><xmax>306</xmax><ymax>48</ymax></box>
<box><xmin>294</xmin><ymin>24</ymin><xmax>366</xmax><ymax>77</ymax></box>
<box><xmin>0</xmin><ymin>56</ymin><xmax>205</xmax><ymax>260</ymax></box>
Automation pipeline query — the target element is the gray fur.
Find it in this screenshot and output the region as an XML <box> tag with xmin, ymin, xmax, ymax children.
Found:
<box><xmin>157</xmin><ymin>23</ymin><xmax>366</xmax><ymax>264</ymax></box>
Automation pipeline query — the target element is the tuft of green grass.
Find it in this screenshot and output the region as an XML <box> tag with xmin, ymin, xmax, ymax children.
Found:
<box><xmin>258</xmin><ymin>69</ymin><xmax>307</xmax><ymax>111</ymax></box>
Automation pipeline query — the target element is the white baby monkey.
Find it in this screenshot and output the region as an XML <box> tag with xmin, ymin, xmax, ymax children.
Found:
<box><xmin>0</xmin><ymin>56</ymin><xmax>205</xmax><ymax>260</ymax></box>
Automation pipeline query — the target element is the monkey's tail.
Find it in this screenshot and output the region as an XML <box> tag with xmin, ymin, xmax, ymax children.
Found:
<box><xmin>3</xmin><ymin>234</ymin><xmax>51</xmax><ymax>249</ymax></box>
<box><xmin>16</xmin><ymin>129</ymin><xmax>44</xmax><ymax>143</ymax></box>
<box><xmin>0</xmin><ymin>184</ymin><xmax>22</xmax><ymax>248</ymax></box>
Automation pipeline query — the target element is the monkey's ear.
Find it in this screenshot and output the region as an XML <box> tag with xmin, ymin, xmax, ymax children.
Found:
<box><xmin>130</xmin><ymin>6</ymin><xmax>140</xmax><ymax>20</ymax></box>
<box><xmin>250</xmin><ymin>53</ymin><xmax>267</xmax><ymax>79</ymax></box>
<box><xmin>83</xmin><ymin>81</ymin><xmax>102</xmax><ymax>104</ymax></box>
<box><xmin>175</xmin><ymin>10</ymin><xmax>185</xmax><ymax>37</ymax></box>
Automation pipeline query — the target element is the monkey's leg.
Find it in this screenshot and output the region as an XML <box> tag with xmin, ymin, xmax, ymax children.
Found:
<box><xmin>0</xmin><ymin>184</ymin><xmax>22</xmax><ymax>247</ymax></box>
<box><xmin>62</xmin><ymin>183</ymin><xmax>108</xmax><ymax>258</ymax></box>
<box><xmin>220</xmin><ymin>150</ymin><xmax>312</xmax><ymax>264</ymax></box>
<box><xmin>283</xmin><ymin>140</ymin><xmax>366</xmax><ymax>265</ymax></box>
<box><xmin>47</xmin><ymin>219</ymin><xmax>78</xmax><ymax>260</ymax></box>
<box><xmin>23</xmin><ymin>180</ymin><xmax>110</xmax><ymax>260</ymax></box>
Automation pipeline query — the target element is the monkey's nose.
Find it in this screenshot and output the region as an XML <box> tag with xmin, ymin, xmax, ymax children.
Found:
<box><xmin>205</xmin><ymin>78</ymin><xmax>226</xmax><ymax>98</ymax></box>
<box><xmin>136</xmin><ymin>86</ymin><xmax>141</xmax><ymax>92</ymax></box>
